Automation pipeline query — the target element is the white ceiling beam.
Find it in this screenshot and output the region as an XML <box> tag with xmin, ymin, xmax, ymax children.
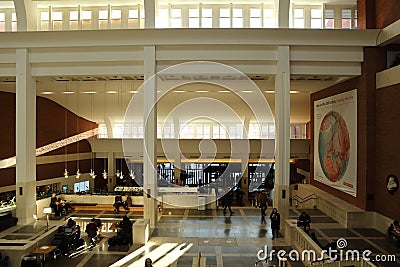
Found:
<box><xmin>156</xmin><ymin>49</ymin><xmax>277</xmax><ymax>61</ymax></box>
<box><xmin>32</xmin><ymin>64</ymin><xmax>144</xmax><ymax>76</ymax></box>
<box><xmin>30</xmin><ymin>51</ymin><xmax>144</xmax><ymax>63</ymax></box>
<box><xmin>0</xmin><ymin>28</ymin><xmax>379</xmax><ymax>49</ymax></box>
<box><xmin>291</xmin><ymin>62</ymin><xmax>361</xmax><ymax>76</ymax></box>
<box><xmin>290</xmin><ymin>46</ymin><xmax>363</xmax><ymax>62</ymax></box>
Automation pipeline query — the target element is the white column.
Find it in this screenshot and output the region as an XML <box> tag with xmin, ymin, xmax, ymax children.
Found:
<box><xmin>16</xmin><ymin>49</ymin><xmax>36</xmax><ymax>225</ymax></box>
<box><xmin>13</xmin><ymin>0</ymin><xmax>38</xmax><ymax>31</ymax></box>
<box><xmin>143</xmin><ymin>46</ymin><xmax>158</xmax><ymax>229</ymax></box>
<box><xmin>145</xmin><ymin>0</ymin><xmax>156</xmax><ymax>28</ymax></box>
<box><xmin>107</xmin><ymin>153</ymin><xmax>115</xmax><ymax>192</ymax></box>
<box><xmin>277</xmin><ymin>0</ymin><xmax>291</xmax><ymax>28</ymax></box>
<box><xmin>274</xmin><ymin>46</ymin><xmax>291</xmax><ymax>220</ymax></box>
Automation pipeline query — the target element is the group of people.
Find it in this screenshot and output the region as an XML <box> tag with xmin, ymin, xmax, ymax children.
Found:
<box><xmin>113</xmin><ymin>193</ymin><xmax>133</xmax><ymax>212</ymax></box>
<box><xmin>256</xmin><ymin>190</ymin><xmax>281</xmax><ymax>239</ymax></box>
<box><xmin>50</xmin><ymin>193</ymin><xmax>74</xmax><ymax>216</ymax></box>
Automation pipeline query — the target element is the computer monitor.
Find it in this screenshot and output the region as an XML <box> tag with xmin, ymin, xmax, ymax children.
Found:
<box><xmin>64</xmin><ymin>227</ymin><xmax>73</xmax><ymax>234</ymax></box>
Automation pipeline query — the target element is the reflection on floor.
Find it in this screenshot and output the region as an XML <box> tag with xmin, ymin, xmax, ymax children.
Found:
<box><xmin>1</xmin><ymin>207</ymin><xmax>399</xmax><ymax>266</ymax></box>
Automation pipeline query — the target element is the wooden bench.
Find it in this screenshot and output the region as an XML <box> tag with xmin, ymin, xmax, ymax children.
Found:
<box><xmin>71</xmin><ymin>204</ymin><xmax>145</xmax><ymax>212</ymax></box>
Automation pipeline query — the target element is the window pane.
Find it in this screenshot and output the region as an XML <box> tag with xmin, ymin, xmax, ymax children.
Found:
<box><xmin>41</xmin><ymin>12</ymin><xmax>49</xmax><ymax>21</ymax></box>
<box><xmin>170</xmin><ymin>18</ymin><xmax>182</xmax><ymax>28</ymax></box>
<box><xmin>201</xmin><ymin>17</ymin><xmax>212</xmax><ymax>28</ymax></box>
<box><xmin>12</xmin><ymin>13</ymin><xmax>17</xmax><ymax>21</ymax></box>
<box><xmin>264</xmin><ymin>9</ymin><xmax>273</xmax><ymax>18</ymax></box>
<box><xmin>70</xmin><ymin>11</ymin><xmax>78</xmax><ymax>21</ymax></box>
<box><xmin>311</xmin><ymin>9</ymin><xmax>321</xmax><ymax>18</ymax></box>
<box><xmin>232</xmin><ymin>18</ymin><xmax>243</xmax><ymax>28</ymax></box>
<box><xmin>342</xmin><ymin>9</ymin><xmax>351</xmax><ymax>19</ymax></box>
<box><xmin>233</xmin><ymin>8</ymin><xmax>242</xmax><ymax>17</ymax></box>
<box><xmin>202</xmin><ymin>8</ymin><xmax>212</xmax><ymax>17</ymax></box>
<box><xmin>158</xmin><ymin>9</ymin><xmax>168</xmax><ymax>18</ymax></box>
<box><xmin>189</xmin><ymin>18</ymin><xmax>199</xmax><ymax>28</ymax></box>
<box><xmin>250</xmin><ymin>8</ymin><xmax>261</xmax><ymax>17</ymax></box>
<box><xmin>264</xmin><ymin>18</ymin><xmax>274</xmax><ymax>28</ymax></box>
<box><xmin>81</xmin><ymin>11</ymin><xmax>92</xmax><ymax>20</ymax></box>
<box><xmin>220</xmin><ymin>17</ymin><xmax>230</xmax><ymax>28</ymax></box>
<box><xmin>294</xmin><ymin>18</ymin><xmax>304</xmax><ymax>28</ymax></box>
<box><xmin>311</xmin><ymin>18</ymin><xmax>321</xmax><ymax>29</ymax></box>
<box><xmin>171</xmin><ymin>8</ymin><xmax>181</xmax><ymax>18</ymax></box>
<box><xmin>250</xmin><ymin>18</ymin><xmax>261</xmax><ymax>28</ymax></box>
<box><xmin>189</xmin><ymin>8</ymin><xmax>199</xmax><ymax>17</ymax></box>
<box><xmin>99</xmin><ymin>10</ymin><xmax>108</xmax><ymax>20</ymax></box>
<box><xmin>111</xmin><ymin>10</ymin><xmax>121</xmax><ymax>19</ymax></box>
<box><xmin>325</xmin><ymin>18</ymin><xmax>334</xmax><ymax>29</ymax></box>
<box><xmin>53</xmin><ymin>11</ymin><xmax>62</xmax><ymax>21</ymax></box>
<box><xmin>342</xmin><ymin>19</ymin><xmax>351</xmax><ymax>29</ymax></box>
<box><xmin>293</xmin><ymin>9</ymin><xmax>304</xmax><ymax>18</ymax></box>
<box><xmin>220</xmin><ymin>8</ymin><xmax>230</xmax><ymax>18</ymax></box>
<box><xmin>325</xmin><ymin>9</ymin><xmax>334</xmax><ymax>19</ymax></box>
<box><xmin>129</xmin><ymin>9</ymin><xmax>138</xmax><ymax>19</ymax></box>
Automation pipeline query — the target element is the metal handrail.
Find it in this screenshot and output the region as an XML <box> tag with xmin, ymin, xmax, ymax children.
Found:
<box><xmin>290</xmin><ymin>194</ymin><xmax>317</xmax><ymax>204</ymax></box>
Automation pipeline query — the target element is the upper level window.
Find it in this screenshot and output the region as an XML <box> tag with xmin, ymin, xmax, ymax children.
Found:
<box><xmin>69</xmin><ymin>11</ymin><xmax>79</xmax><ymax>30</ymax></box>
<box><xmin>219</xmin><ymin>8</ymin><xmax>230</xmax><ymax>28</ymax></box>
<box><xmin>250</xmin><ymin>8</ymin><xmax>261</xmax><ymax>28</ymax></box>
<box><xmin>170</xmin><ymin>8</ymin><xmax>182</xmax><ymax>28</ymax></box>
<box><xmin>341</xmin><ymin>9</ymin><xmax>351</xmax><ymax>29</ymax></box>
<box><xmin>188</xmin><ymin>8</ymin><xmax>199</xmax><ymax>28</ymax></box>
<box><xmin>40</xmin><ymin>11</ymin><xmax>49</xmax><ymax>31</ymax></box>
<box><xmin>157</xmin><ymin>8</ymin><xmax>168</xmax><ymax>28</ymax></box>
<box><xmin>324</xmin><ymin>9</ymin><xmax>334</xmax><ymax>29</ymax></box>
<box><xmin>201</xmin><ymin>8</ymin><xmax>212</xmax><ymax>28</ymax></box>
<box><xmin>263</xmin><ymin>8</ymin><xmax>274</xmax><ymax>28</ymax></box>
<box><xmin>99</xmin><ymin>10</ymin><xmax>108</xmax><ymax>29</ymax></box>
<box><xmin>310</xmin><ymin>8</ymin><xmax>322</xmax><ymax>29</ymax></box>
<box><xmin>0</xmin><ymin>13</ymin><xmax>5</xmax><ymax>32</ymax></box>
<box><xmin>128</xmin><ymin>9</ymin><xmax>139</xmax><ymax>28</ymax></box>
<box><xmin>11</xmin><ymin>12</ymin><xmax>17</xmax><ymax>32</ymax></box>
<box><xmin>293</xmin><ymin>8</ymin><xmax>304</xmax><ymax>28</ymax></box>
<box><xmin>111</xmin><ymin>9</ymin><xmax>122</xmax><ymax>28</ymax></box>
<box><xmin>52</xmin><ymin>11</ymin><xmax>63</xmax><ymax>30</ymax></box>
<box><xmin>232</xmin><ymin>8</ymin><xmax>243</xmax><ymax>28</ymax></box>
<box><xmin>81</xmin><ymin>10</ymin><xmax>92</xmax><ymax>30</ymax></box>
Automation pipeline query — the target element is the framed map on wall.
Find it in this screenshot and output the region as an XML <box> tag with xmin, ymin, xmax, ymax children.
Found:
<box><xmin>314</xmin><ymin>89</ymin><xmax>357</xmax><ymax>197</ymax></box>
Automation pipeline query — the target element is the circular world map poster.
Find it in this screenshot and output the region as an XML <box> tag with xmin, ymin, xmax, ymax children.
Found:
<box><xmin>318</xmin><ymin>111</ymin><xmax>350</xmax><ymax>183</ymax></box>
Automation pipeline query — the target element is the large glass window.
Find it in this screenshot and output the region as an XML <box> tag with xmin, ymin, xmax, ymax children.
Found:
<box><xmin>11</xmin><ymin>12</ymin><xmax>17</xmax><ymax>32</ymax></box>
<box><xmin>263</xmin><ymin>8</ymin><xmax>274</xmax><ymax>28</ymax></box>
<box><xmin>232</xmin><ymin>8</ymin><xmax>243</xmax><ymax>28</ymax></box>
<box><xmin>341</xmin><ymin>9</ymin><xmax>351</xmax><ymax>29</ymax></box>
<box><xmin>250</xmin><ymin>8</ymin><xmax>261</xmax><ymax>28</ymax></box>
<box><xmin>52</xmin><ymin>11</ymin><xmax>63</xmax><ymax>31</ymax></box>
<box><xmin>310</xmin><ymin>8</ymin><xmax>322</xmax><ymax>29</ymax></box>
<box><xmin>81</xmin><ymin>10</ymin><xmax>92</xmax><ymax>30</ymax></box>
<box><xmin>99</xmin><ymin>10</ymin><xmax>108</xmax><ymax>29</ymax></box>
<box><xmin>293</xmin><ymin>8</ymin><xmax>304</xmax><ymax>28</ymax></box>
<box><xmin>324</xmin><ymin>9</ymin><xmax>334</xmax><ymax>29</ymax></box>
<box><xmin>170</xmin><ymin>8</ymin><xmax>182</xmax><ymax>28</ymax></box>
<box><xmin>40</xmin><ymin>11</ymin><xmax>49</xmax><ymax>31</ymax></box>
<box><xmin>69</xmin><ymin>11</ymin><xmax>79</xmax><ymax>30</ymax></box>
<box><xmin>0</xmin><ymin>13</ymin><xmax>4</xmax><ymax>32</ymax></box>
<box><xmin>111</xmin><ymin>9</ymin><xmax>122</xmax><ymax>29</ymax></box>
<box><xmin>157</xmin><ymin>8</ymin><xmax>168</xmax><ymax>28</ymax></box>
<box><xmin>128</xmin><ymin>9</ymin><xmax>139</xmax><ymax>28</ymax></box>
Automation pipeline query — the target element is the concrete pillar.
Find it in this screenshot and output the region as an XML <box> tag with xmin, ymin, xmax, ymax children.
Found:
<box><xmin>13</xmin><ymin>0</ymin><xmax>38</xmax><ymax>31</ymax></box>
<box><xmin>277</xmin><ymin>0</ymin><xmax>291</xmax><ymax>28</ymax></box>
<box><xmin>143</xmin><ymin>46</ymin><xmax>158</xmax><ymax>229</ymax></box>
<box><xmin>107</xmin><ymin>153</ymin><xmax>115</xmax><ymax>192</ymax></box>
<box><xmin>16</xmin><ymin>48</ymin><xmax>36</xmax><ymax>225</ymax></box>
<box><xmin>144</xmin><ymin>0</ymin><xmax>155</xmax><ymax>28</ymax></box>
<box><xmin>273</xmin><ymin>46</ymin><xmax>291</xmax><ymax>220</ymax></box>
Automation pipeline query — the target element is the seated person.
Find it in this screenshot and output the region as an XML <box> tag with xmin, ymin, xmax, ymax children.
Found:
<box><xmin>113</xmin><ymin>194</ymin><xmax>127</xmax><ymax>212</ymax></box>
<box><xmin>125</xmin><ymin>193</ymin><xmax>132</xmax><ymax>208</ymax></box>
<box><xmin>66</xmin><ymin>218</ymin><xmax>80</xmax><ymax>238</ymax></box>
<box><xmin>58</xmin><ymin>198</ymin><xmax>73</xmax><ymax>213</ymax></box>
<box><xmin>109</xmin><ymin>216</ymin><xmax>132</xmax><ymax>246</ymax></box>
<box><xmin>388</xmin><ymin>220</ymin><xmax>400</xmax><ymax>247</ymax></box>
<box><xmin>85</xmin><ymin>218</ymin><xmax>98</xmax><ymax>246</ymax></box>
<box><xmin>297</xmin><ymin>212</ymin><xmax>312</xmax><ymax>233</ymax></box>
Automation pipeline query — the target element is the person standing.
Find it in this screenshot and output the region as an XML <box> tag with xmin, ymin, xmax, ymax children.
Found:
<box><xmin>223</xmin><ymin>190</ymin><xmax>234</xmax><ymax>215</ymax></box>
<box><xmin>258</xmin><ymin>190</ymin><xmax>268</xmax><ymax>221</ymax></box>
<box><xmin>270</xmin><ymin>208</ymin><xmax>280</xmax><ymax>239</ymax></box>
<box><xmin>145</xmin><ymin>258</ymin><xmax>153</xmax><ymax>267</ymax></box>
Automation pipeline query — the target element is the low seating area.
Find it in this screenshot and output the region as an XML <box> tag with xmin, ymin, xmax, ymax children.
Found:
<box><xmin>70</xmin><ymin>203</ymin><xmax>146</xmax><ymax>212</ymax></box>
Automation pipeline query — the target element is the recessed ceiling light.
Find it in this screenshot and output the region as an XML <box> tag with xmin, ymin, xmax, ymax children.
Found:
<box><xmin>130</xmin><ymin>90</ymin><xmax>138</xmax><ymax>93</ymax></box>
<box><xmin>41</xmin><ymin>92</ymin><xmax>54</xmax><ymax>95</ymax></box>
<box><xmin>107</xmin><ymin>91</ymin><xmax>117</xmax><ymax>94</ymax></box>
<box><xmin>83</xmin><ymin>91</ymin><xmax>97</xmax><ymax>94</ymax></box>
<box><xmin>264</xmin><ymin>90</ymin><xmax>275</xmax><ymax>93</ymax></box>
<box><xmin>241</xmin><ymin>90</ymin><xmax>252</xmax><ymax>93</ymax></box>
<box><xmin>62</xmin><ymin>91</ymin><xmax>75</xmax><ymax>94</ymax></box>
<box><xmin>290</xmin><ymin>90</ymin><xmax>300</xmax><ymax>94</ymax></box>
<box><xmin>195</xmin><ymin>90</ymin><xmax>208</xmax><ymax>93</ymax></box>
<box><xmin>218</xmin><ymin>90</ymin><xmax>230</xmax><ymax>93</ymax></box>
<box><xmin>174</xmin><ymin>90</ymin><xmax>186</xmax><ymax>93</ymax></box>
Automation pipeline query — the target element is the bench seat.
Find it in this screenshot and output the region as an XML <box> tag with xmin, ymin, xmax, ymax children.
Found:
<box><xmin>70</xmin><ymin>204</ymin><xmax>145</xmax><ymax>212</ymax></box>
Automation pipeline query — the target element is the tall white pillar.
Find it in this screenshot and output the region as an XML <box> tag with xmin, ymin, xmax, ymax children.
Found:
<box><xmin>277</xmin><ymin>0</ymin><xmax>291</xmax><ymax>28</ymax></box>
<box><xmin>16</xmin><ymin>49</ymin><xmax>36</xmax><ymax>225</ymax></box>
<box><xmin>143</xmin><ymin>46</ymin><xmax>158</xmax><ymax>229</ymax></box>
<box><xmin>144</xmin><ymin>0</ymin><xmax>155</xmax><ymax>28</ymax></box>
<box><xmin>13</xmin><ymin>0</ymin><xmax>38</xmax><ymax>31</ymax></box>
<box><xmin>107</xmin><ymin>153</ymin><xmax>115</xmax><ymax>192</ymax></box>
<box><xmin>274</xmin><ymin>46</ymin><xmax>291</xmax><ymax>220</ymax></box>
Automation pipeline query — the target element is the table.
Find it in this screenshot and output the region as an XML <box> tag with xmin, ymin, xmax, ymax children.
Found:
<box><xmin>31</xmin><ymin>245</ymin><xmax>57</xmax><ymax>267</ymax></box>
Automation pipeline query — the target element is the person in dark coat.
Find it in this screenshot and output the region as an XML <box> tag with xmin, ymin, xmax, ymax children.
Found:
<box><xmin>270</xmin><ymin>208</ymin><xmax>280</xmax><ymax>239</ymax></box>
<box><xmin>298</xmin><ymin>211</ymin><xmax>311</xmax><ymax>234</ymax></box>
<box><xmin>223</xmin><ymin>190</ymin><xmax>234</xmax><ymax>215</ymax></box>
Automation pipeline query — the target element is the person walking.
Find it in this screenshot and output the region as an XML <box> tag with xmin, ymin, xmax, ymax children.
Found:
<box><xmin>270</xmin><ymin>208</ymin><xmax>280</xmax><ymax>239</ymax></box>
<box><xmin>258</xmin><ymin>190</ymin><xmax>268</xmax><ymax>222</ymax></box>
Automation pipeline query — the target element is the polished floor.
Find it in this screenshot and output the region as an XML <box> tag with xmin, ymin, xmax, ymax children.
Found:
<box><xmin>2</xmin><ymin>207</ymin><xmax>400</xmax><ymax>267</ymax></box>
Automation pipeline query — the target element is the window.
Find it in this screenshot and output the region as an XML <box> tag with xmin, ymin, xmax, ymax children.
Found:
<box><xmin>52</xmin><ymin>11</ymin><xmax>63</xmax><ymax>31</ymax></box>
<box><xmin>263</xmin><ymin>8</ymin><xmax>274</xmax><ymax>28</ymax></box>
<box><xmin>170</xmin><ymin>8</ymin><xmax>182</xmax><ymax>28</ymax></box>
<box><xmin>201</xmin><ymin>8</ymin><xmax>213</xmax><ymax>28</ymax></box>
<box><xmin>128</xmin><ymin>9</ymin><xmax>139</xmax><ymax>28</ymax></box>
<box><xmin>40</xmin><ymin>11</ymin><xmax>49</xmax><ymax>31</ymax></box>
<box><xmin>69</xmin><ymin>11</ymin><xmax>79</xmax><ymax>30</ymax></box>
<box><xmin>324</xmin><ymin>9</ymin><xmax>334</xmax><ymax>29</ymax></box>
<box><xmin>74</xmin><ymin>181</ymin><xmax>89</xmax><ymax>193</ymax></box>
<box><xmin>99</xmin><ymin>10</ymin><xmax>108</xmax><ymax>29</ymax></box>
<box><xmin>156</xmin><ymin>8</ymin><xmax>168</xmax><ymax>28</ymax></box>
<box><xmin>232</xmin><ymin>8</ymin><xmax>243</xmax><ymax>28</ymax></box>
<box><xmin>189</xmin><ymin>8</ymin><xmax>199</xmax><ymax>28</ymax></box>
<box><xmin>250</xmin><ymin>8</ymin><xmax>261</xmax><ymax>28</ymax></box>
<box><xmin>111</xmin><ymin>9</ymin><xmax>121</xmax><ymax>29</ymax></box>
<box><xmin>98</xmin><ymin>124</ymin><xmax>108</xmax><ymax>138</ymax></box>
<box><xmin>341</xmin><ymin>9</ymin><xmax>351</xmax><ymax>29</ymax></box>
<box><xmin>310</xmin><ymin>9</ymin><xmax>322</xmax><ymax>29</ymax></box>
<box><xmin>293</xmin><ymin>8</ymin><xmax>304</xmax><ymax>28</ymax></box>
<box><xmin>354</xmin><ymin>9</ymin><xmax>357</xmax><ymax>29</ymax></box>
<box><xmin>81</xmin><ymin>10</ymin><xmax>92</xmax><ymax>30</ymax></box>
<box><xmin>0</xmin><ymin>13</ymin><xmax>4</xmax><ymax>32</ymax></box>
<box><xmin>11</xmin><ymin>12</ymin><xmax>17</xmax><ymax>32</ymax></box>
<box><xmin>219</xmin><ymin>8</ymin><xmax>230</xmax><ymax>28</ymax></box>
